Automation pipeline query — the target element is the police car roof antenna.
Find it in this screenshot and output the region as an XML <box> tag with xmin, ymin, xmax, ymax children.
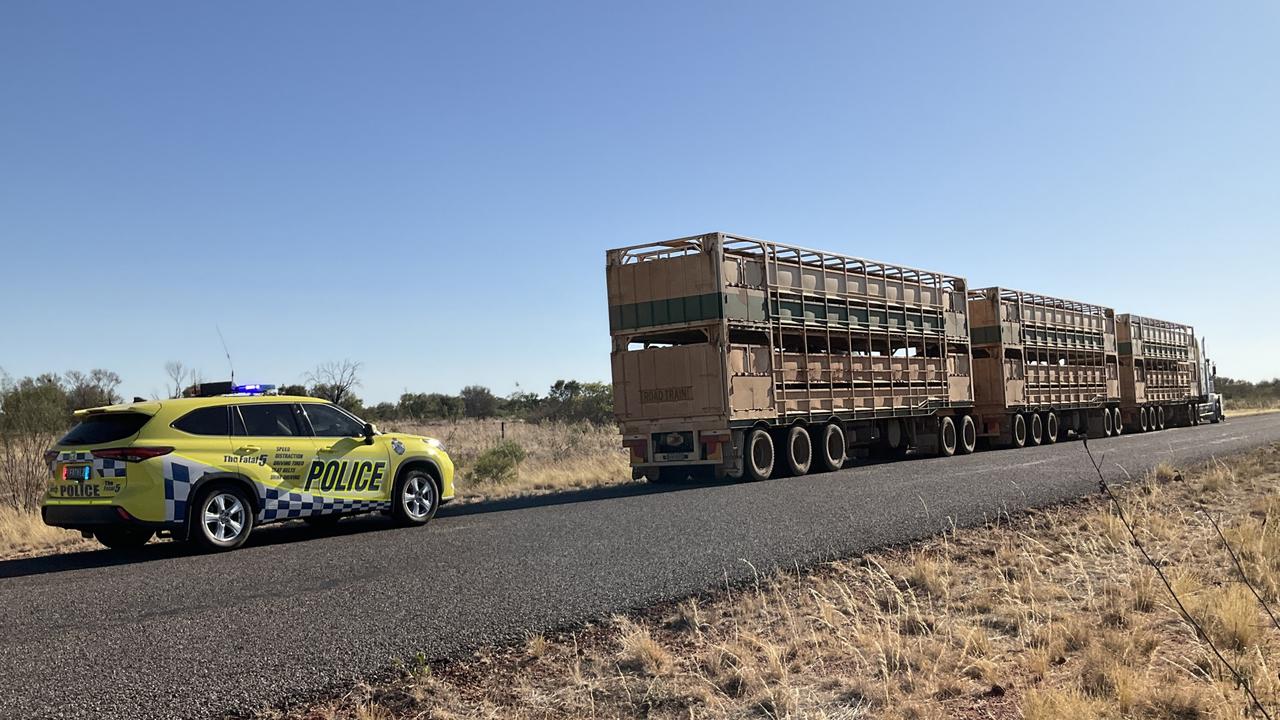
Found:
<box><xmin>216</xmin><ymin>324</ymin><xmax>235</xmax><ymax>387</ymax></box>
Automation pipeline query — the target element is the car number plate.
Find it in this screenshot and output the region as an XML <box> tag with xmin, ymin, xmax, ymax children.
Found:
<box><xmin>61</xmin><ymin>464</ymin><xmax>92</xmax><ymax>481</ymax></box>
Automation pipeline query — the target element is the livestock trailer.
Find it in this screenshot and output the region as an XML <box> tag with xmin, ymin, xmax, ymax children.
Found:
<box><xmin>607</xmin><ymin>232</ymin><xmax>975</xmax><ymax>482</ymax></box>
<box><xmin>1116</xmin><ymin>314</ymin><xmax>1221</xmax><ymax>430</ymax></box>
<box><xmin>968</xmin><ymin>287</ymin><xmax>1122</xmax><ymax>446</ymax></box>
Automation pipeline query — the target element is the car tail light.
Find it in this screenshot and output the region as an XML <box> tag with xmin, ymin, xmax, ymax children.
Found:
<box><xmin>92</xmin><ymin>447</ymin><xmax>174</xmax><ymax>462</ymax></box>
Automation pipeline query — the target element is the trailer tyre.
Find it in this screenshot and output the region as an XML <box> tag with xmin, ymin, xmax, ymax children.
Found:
<box><xmin>1139</xmin><ymin>407</ymin><xmax>1149</xmax><ymax>433</ymax></box>
<box><xmin>958</xmin><ymin>415</ymin><xmax>977</xmax><ymax>454</ymax></box>
<box><xmin>1028</xmin><ymin>413</ymin><xmax>1043</xmax><ymax>446</ymax></box>
<box><xmin>813</xmin><ymin>423</ymin><xmax>845</xmax><ymax>473</ymax></box>
<box><xmin>1112</xmin><ymin>408</ymin><xmax>1123</xmax><ymax>436</ymax></box>
<box><xmin>784</xmin><ymin>425</ymin><xmax>813</xmax><ymax>477</ymax></box>
<box><xmin>937</xmin><ymin>416</ymin><xmax>957</xmax><ymax>457</ymax></box>
<box><xmin>1156</xmin><ymin>405</ymin><xmax>1166</xmax><ymax>431</ymax></box>
<box><xmin>1103</xmin><ymin>408</ymin><xmax>1115</xmax><ymax>437</ymax></box>
<box><xmin>745</xmin><ymin>429</ymin><xmax>774</xmax><ymax>482</ymax></box>
<box><xmin>1211</xmin><ymin>401</ymin><xmax>1222</xmax><ymax>423</ymax></box>
<box><xmin>1044</xmin><ymin>412</ymin><xmax>1058</xmax><ymax>444</ymax></box>
<box><xmin>1011</xmin><ymin>413</ymin><xmax>1027</xmax><ymax>448</ymax></box>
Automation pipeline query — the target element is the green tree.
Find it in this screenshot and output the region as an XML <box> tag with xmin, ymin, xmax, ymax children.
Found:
<box><xmin>460</xmin><ymin>385</ymin><xmax>500</xmax><ymax>418</ymax></box>
<box><xmin>0</xmin><ymin>372</ymin><xmax>71</xmax><ymax>509</ymax></box>
<box><xmin>541</xmin><ymin>380</ymin><xmax>613</xmax><ymax>424</ymax></box>
<box><xmin>64</xmin><ymin>369</ymin><xmax>122</xmax><ymax>411</ymax></box>
<box><xmin>398</xmin><ymin>392</ymin><xmax>463</xmax><ymax>420</ymax></box>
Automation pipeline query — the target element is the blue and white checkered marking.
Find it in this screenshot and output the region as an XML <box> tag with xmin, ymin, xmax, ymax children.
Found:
<box><xmin>162</xmin><ymin>457</ymin><xmax>218</xmax><ymax>522</ymax></box>
<box><xmin>259</xmin><ymin>486</ymin><xmax>391</xmax><ymax>521</ymax></box>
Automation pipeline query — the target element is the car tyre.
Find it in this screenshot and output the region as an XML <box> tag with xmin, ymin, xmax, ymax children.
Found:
<box><xmin>393</xmin><ymin>469</ymin><xmax>439</xmax><ymax>526</ymax></box>
<box><xmin>1010</xmin><ymin>413</ymin><xmax>1027</xmax><ymax>448</ymax></box>
<box><xmin>1028</xmin><ymin>413</ymin><xmax>1043</xmax><ymax>446</ymax></box>
<box><xmin>812</xmin><ymin>423</ymin><xmax>846</xmax><ymax>473</ymax></box>
<box><xmin>1043</xmin><ymin>412</ymin><xmax>1059</xmax><ymax>444</ymax></box>
<box><xmin>958</xmin><ymin>415</ymin><xmax>977</xmax><ymax>454</ymax></box>
<box><xmin>744</xmin><ymin>428</ymin><xmax>774</xmax><ymax>482</ymax></box>
<box><xmin>95</xmin><ymin>526</ymin><xmax>153</xmax><ymax>551</ymax></box>
<box><xmin>191</xmin><ymin>484</ymin><xmax>254</xmax><ymax>551</ymax></box>
<box><xmin>937</xmin><ymin>416</ymin><xmax>957</xmax><ymax>457</ymax></box>
<box><xmin>784</xmin><ymin>425</ymin><xmax>813</xmax><ymax>476</ymax></box>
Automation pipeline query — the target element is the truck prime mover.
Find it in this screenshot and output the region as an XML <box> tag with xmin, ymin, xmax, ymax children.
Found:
<box><xmin>607</xmin><ymin>232</ymin><xmax>1223</xmax><ymax>482</ymax></box>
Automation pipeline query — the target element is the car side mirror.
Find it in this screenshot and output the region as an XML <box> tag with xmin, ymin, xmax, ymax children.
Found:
<box><xmin>362</xmin><ymin>422</ymin><xmax>377</xmax><ymax>445</ymax></box>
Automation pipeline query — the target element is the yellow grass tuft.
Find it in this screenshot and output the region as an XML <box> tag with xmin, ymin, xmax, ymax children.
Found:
<box><xmin>0</xmin><ymin>505</ymin><xmax>92</xmax><ymax>558</ymax></box>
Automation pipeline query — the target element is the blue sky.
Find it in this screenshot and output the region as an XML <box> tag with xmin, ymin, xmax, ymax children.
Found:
<box><xmin>1</xmin><ymin>2</ymin><xmax>1276</xmax><ymax>403</ymax></box>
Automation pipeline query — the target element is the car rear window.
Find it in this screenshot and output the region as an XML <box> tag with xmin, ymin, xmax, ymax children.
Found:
<box><xmin>172</xmin><ymin>406</ymin><xmax>230</xmax><ymax>436</ymax></box>
<box><xmin>59</xmin><ymin>412</ymin><xmax>152</xmax><ymax>445</ymax></box>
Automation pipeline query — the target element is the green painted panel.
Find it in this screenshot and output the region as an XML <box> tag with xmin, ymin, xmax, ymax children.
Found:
<box><xmin>971</xmin><ymin>325</ymin><xmax>1002</xmax><ymax>344</ymax></box>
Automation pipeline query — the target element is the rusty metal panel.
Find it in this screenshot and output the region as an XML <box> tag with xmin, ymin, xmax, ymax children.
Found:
<box><xmin>968</xmin><ymin>287</ymin><xmax>1118</xmax><ymax>413</ymax></box>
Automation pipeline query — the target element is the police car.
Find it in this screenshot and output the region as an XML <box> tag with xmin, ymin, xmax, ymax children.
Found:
<box><xmin>41</xmin><ymin>383</ymin><xmax>455</xmax><ymax>551</ymax></box>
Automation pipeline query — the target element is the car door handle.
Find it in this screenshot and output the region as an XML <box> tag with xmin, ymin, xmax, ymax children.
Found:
<box><xmin>316</xmin><ymin>446</ymin><xmax>335</xmax><ymax>454</ymax></box>
<box><xmin>235</xmin><ymin>446</ymin><xmax>261</xmax><ymax>455</ymax></box>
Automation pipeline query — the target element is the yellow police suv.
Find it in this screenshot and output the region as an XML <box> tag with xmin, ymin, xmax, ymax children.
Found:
<box><xmin>42</xmin><ymin>383</ymin><xmax>455</xmax><ymax>552</ymax></box>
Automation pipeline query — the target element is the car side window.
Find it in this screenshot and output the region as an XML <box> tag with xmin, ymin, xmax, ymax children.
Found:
<box><xmin>172</xmin><ymin>406</ymin><xmax>229</xmax><ymax>436</ymax></box>
<box><xmin>234</xmin><ymin>404</ymin><xmax>302</xmax><ymax>437</ymax></box>
<box><xmin>302</xmin><ymin>403</ymin><xmax>365</xmax><ymax>437</ymax></box>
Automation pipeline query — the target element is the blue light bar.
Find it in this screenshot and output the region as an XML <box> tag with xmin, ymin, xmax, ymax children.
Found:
<box><xmin>231</xmin><ymin>384</ymin><xmax>276</xmax><ymax>395</ymax></box>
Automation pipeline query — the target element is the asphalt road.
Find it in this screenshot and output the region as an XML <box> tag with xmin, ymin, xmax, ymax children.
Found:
<box><xmin>3</xmin><ymin>413</ymin><xmax>1279</xmax><ymax>719</ymax></box>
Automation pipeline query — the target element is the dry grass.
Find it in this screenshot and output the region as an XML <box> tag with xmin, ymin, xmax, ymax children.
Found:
<box><xmin>0</xmin><ymin>505</ymin><xmax>93</xmax><ymax>558</ymax></box>
<box><xmin>382</xmin><ymin>419</ymin><xmax>631</xmax><ymax>501</ymax></box>
<box><xmin>1225</xmin><ymin>406</ymin><xmax>1280</xmax><ymax>418</ymax></box>
<box><xmin>252</xmin><ymin>443</ymin><xmax>1280</xmax><ymax>720</ymax></box>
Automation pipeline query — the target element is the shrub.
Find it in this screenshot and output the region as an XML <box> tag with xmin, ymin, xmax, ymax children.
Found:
<box><xmin>470</xmin><ymin>440</ymin><xmax>527</xmax><ymax>484</ymax></box>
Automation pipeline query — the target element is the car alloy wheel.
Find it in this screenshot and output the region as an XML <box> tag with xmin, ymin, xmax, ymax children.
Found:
<box><xmin>402</xmin><ymin>473</ymin><xmax>437</xmax><ymax>521</ymax></box>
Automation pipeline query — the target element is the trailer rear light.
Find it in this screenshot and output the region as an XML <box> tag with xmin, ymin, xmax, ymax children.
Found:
<box><xmin>622</xmin><ymin>438</ymin><xmax>648</xmax><ymax>463</ymax></box>
<box><xmin>700</xmin><ymin>431</ymin><xmax>731</xmax><ymax>462</ymax></box>
<box><xmin>92</xmin><ymin>447</ymin><xmax>174</xmax><ymax>462</ymax></box>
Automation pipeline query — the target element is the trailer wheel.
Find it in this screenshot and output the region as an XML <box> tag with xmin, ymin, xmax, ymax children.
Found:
<box><xmin>1011</xmin><ymin>413</ymin><xmax>1027</xmax><ymax>448</ymax></box>
<box><xmin>958</xmin><ymin>415</ymin><xmax>977</xmax><ymax>454</ymax></box>
<box><xmin>1102</xmin><ymin>408</ymin><xmax>1115</xmax><ymax>437</ymax></box>
<box><xmin>1028</xmin><ymin>413</ymin><xmax>1043</xmax><ymax>446</ymax></box>
<box><xmin>784</xmin><ymin>425</ymin><xmax>813</xmax><ymax>476</ymax></box>
<box><xmin>1211</xmin><ymin>400</ymin><xmax>1222</xmax><ymax>423</ymax></box>
<box><xmin>1139</xmin><ymin>407</ymin><xmax>1149</xmax><ymax>433</ymax></box>
<box><xmin>813</xmin><ymin>423</ymin><xmax>845</xmax><ymax>473</ymax></box>
<box><xmin>1111</xmin><ymin>408</ymin><xmax>1123</xmax><ymax>436</ymax></box>
<box><xmin>1156</xmin><ymin>405</ymin><xmax>1166</xmax><ymax>431</ymax></box>
<box><xmin>937</xmin><ymin>416</ymin><xmax>957</xmax><ymax>457</ymax></box>
<box><xmin>1044</xmin><ymin>412</ymin><xmax>1059</xmax><ymax>444</ymax></box>
<box><xmin>744</xmin><ymin>429</ymin><xmax>774</xmax><ymax>482</ymax></box>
